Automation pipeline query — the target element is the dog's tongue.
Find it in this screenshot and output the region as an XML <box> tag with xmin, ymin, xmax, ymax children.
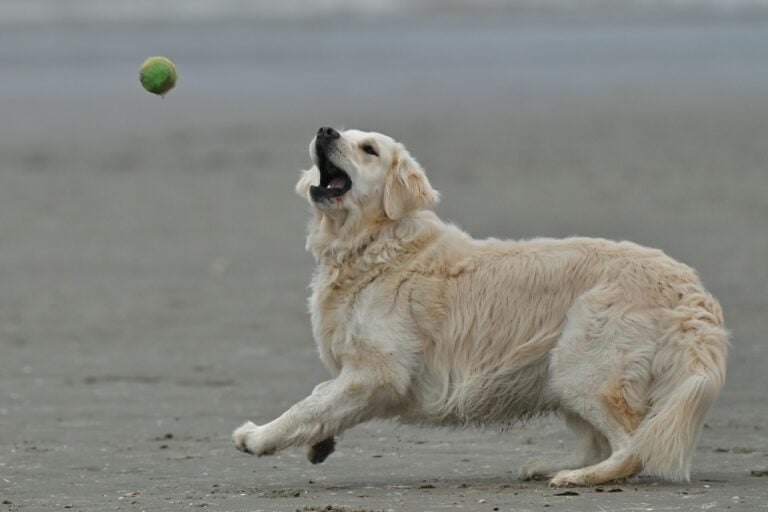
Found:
<box><xmin>327</xmin><ymin>177</ymin><xmax>347</xmax><ymax>189</ymax></box>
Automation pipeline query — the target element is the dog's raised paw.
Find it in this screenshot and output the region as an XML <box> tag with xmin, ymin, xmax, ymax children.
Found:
<box><xmin>232</xmin><ymin>421</ymin><xmax>259</xmax><ymax>455</ymax></box>
<box><xmin>307</xmin><ymin>436</ymin><xmax>336</xmax><ymax>464</ymax></box>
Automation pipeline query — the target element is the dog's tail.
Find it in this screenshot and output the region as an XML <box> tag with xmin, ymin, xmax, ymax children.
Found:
<box><xmin>629</xmin><ymin>289</ymin><xmax>728</xmax><ymax>481</ymax></box>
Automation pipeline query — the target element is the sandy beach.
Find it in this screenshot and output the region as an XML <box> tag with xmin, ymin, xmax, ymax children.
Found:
<box><xmin>1</xmin><ymin>13</ymin><xmax>767</xmax><ymax>512</ymax></box>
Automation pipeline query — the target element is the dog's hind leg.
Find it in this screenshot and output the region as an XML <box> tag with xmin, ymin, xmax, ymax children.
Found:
<box><xmin>550</xmin><ymin>387</ymin><xmax>643</xmax><ymax>486</ymax></box>
<box><xmin>546</xmin><ymin>289</ymin><xmax>654</xmax><ymax>486</ymax></box>
<box><xmin>548</xmin><ymin>378</ymin><xmax>647</xmax><ymax>487</ymax></box>
<box><xmin>519</xmin><ymin>412</ymin><xmax>610</xmax><ymax>481</ymax></box>
<box><xmin>549</xmin><ymin>447</ymin><xmax>643</xmax><ymax>487</ymax></box>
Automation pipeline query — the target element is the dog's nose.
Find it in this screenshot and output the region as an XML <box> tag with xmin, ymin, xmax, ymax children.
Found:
<box><xmin>317</xmin><ymin>126</ymin><xmax>340</xmax><ymax>141</ymax></box>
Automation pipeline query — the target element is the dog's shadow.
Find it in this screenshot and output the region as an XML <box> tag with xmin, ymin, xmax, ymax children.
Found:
<box><xmin>239</xmin><ymin>473</ymin><xmax>678</xmax><ymax>498</ymax></box>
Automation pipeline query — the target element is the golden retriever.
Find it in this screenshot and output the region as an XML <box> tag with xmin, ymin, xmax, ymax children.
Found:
<box><xmin>233</xmin><ymin>127</ymin><xmax>727</xmax><ymax>487</ymax></box>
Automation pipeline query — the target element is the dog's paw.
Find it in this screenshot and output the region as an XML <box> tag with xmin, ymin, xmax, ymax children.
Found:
<box><xmin>549</xmin><ymin>469</ymin><xmax>582</xmax><ymax>488</ymax></box>
<box><xmin>307</xmin><ymin>436</ymin><xmax>336</xmax><ymax>464</ymax></box>
<box><xmin>232</xmin><ymin>421</ymin><xmax>276</xmax><ymax>456</ymax></box>
<box><xmin>519</xmin><ymin>462</ymin><xmax>553</xmax><ymax>481</ymax></box>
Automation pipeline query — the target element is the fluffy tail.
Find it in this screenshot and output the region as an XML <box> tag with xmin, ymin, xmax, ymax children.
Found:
<box><xmin>630</xmin><ymin>290</ymin><xmax>728</xmax><ymax>481</ymax></box>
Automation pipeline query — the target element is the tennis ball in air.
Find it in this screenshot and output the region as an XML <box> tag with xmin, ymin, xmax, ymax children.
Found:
<box><xmin>139</xmin><ymin>56</ymin><xmax>177</xmax><ymax>96</ymax></box>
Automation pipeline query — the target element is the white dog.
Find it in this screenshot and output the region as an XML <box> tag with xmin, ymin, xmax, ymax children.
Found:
<box><xmin>233</xmin><ymin>127</ymin><xmax>727</xmax><ymax>487</ymax></box>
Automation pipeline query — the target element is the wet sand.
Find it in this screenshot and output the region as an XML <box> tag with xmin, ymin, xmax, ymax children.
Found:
<box><xmin>1</xmin><ymin>19</ymin><xmax>767</xmax><ymax>511</ymax></box>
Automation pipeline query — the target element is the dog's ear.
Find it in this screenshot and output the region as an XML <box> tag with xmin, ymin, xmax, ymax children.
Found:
<box><xmin>383</xmin><ymin>147</ymin><xmax>439</xmax><ymax>220</ymax></box>
<box><xmin>295</xmin><ymin>168</ymin><xmax>315</xmax><ymax>198</ymax></box>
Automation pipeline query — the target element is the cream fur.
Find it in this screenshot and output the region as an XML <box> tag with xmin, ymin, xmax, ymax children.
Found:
<box><xmin>233</xmin><ymin>128</ymin><xmax>728</xmax><ymax>487</ymax></box>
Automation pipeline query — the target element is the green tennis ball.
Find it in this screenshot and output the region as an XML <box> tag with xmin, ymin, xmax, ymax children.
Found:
<box><xmin>139</xmin><ymin>56</ymin><xmax>177</xmax><ymax>96</ymax></box>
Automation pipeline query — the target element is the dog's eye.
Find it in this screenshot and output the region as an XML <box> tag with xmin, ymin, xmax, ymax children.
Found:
<box><xmin>361</xmin><ymin>144</ymin><xmax>378</xmax><ymax>157</ymax></box>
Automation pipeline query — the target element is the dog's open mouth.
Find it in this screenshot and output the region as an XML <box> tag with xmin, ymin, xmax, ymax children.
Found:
<box><xmin>310</xmin><ymin>151</ymin><xmax>352</xmax><ymax>203</ymax></box>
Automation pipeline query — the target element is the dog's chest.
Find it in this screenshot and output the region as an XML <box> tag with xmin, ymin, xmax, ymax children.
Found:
<box><xmin>309</xmin><ymin>262</ymin><xmax>385</xmax><ymax>374</ymax></box>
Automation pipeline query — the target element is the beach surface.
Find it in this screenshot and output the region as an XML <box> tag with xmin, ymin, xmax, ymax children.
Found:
<box><xmin>1</xmin><ymin>13</ymin><xmax>768</xmax><ymax>512</ymax></box>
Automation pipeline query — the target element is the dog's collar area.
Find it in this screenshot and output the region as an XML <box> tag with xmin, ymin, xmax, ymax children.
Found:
<box><xmin>311</xmin><ymin>152</ymin><xmax>352</xmax><ymax>202</ymax></box>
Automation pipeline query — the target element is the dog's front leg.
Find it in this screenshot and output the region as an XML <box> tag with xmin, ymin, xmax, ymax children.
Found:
<box><xmin>232</xmin><ymin>367</ymin><xmax>401</xmax><ymax>459</ymax></box>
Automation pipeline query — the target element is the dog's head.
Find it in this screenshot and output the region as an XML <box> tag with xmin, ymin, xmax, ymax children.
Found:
<box><xmin>295</xmin><ymin>127</ymin><xmax>439</xmax><ymax>221</ymax></box>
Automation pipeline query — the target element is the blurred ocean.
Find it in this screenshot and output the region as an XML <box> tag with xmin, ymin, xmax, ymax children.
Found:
<box><xmin>2</xmin><ymin>0</ymin><xmax>767</xmax><ymax>145</ymax></box>
<box><xmin>3</xmin><ymin>0</ymin><xmax>768</xmax><ymax>25</ymax></box>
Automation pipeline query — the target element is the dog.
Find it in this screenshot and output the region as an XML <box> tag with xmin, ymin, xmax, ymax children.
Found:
<box><xmin>233</xmin><ymin>127</ymin><xmax>727</xmax><ymax>487</ymax></box>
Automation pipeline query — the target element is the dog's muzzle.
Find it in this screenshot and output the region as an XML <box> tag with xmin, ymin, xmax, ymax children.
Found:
<box><xmin>310</xmin><ymin>126</ymin><xmax>352</xmax><ymax>203</ymax></box>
